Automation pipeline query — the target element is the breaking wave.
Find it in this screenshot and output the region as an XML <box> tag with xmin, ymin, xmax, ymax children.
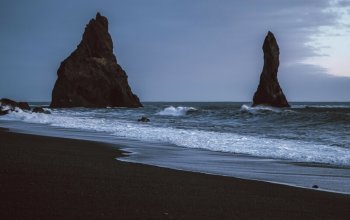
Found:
<box><xmin>156</xmin><ymin>106</ymin><xmax>197</xmax><ymax>116</ymax></box>
<box><xmin>1</xmin><ymin>107</ymin><xmax>350</xmax><ymax>167</ymax></box>
<box><xmin>240</xmin><ymin>104</ymin><xmax>284</xmax><ymax>114</ymax></box>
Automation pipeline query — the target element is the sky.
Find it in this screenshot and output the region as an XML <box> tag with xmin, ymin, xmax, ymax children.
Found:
<box><xmin>0</xmin><ymin>0</ymin><xmax>350</xmax><ymax>102</ymax></box>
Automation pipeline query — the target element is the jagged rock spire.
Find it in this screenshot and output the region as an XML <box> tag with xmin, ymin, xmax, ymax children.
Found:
<box><xmin>50</xmin><ymin>13</ymin><xmax>142</xmax><ymax>108</ymax></box>
<box><xmin>253</xmin><ymin>31</ymin><xmax>289</xmax><ymax>107</ymax></box>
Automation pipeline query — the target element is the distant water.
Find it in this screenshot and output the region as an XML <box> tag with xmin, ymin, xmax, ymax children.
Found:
<box><xmin>1</xmin><ymin>102</ymin><xmax>350</xmax><ymax>193</ymax></box>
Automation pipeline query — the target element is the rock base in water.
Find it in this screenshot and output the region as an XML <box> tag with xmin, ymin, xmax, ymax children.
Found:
<box><xmin>0</xmin><ymin>98</ymin><xmax>50</xmax><ymax>115</ymax></box>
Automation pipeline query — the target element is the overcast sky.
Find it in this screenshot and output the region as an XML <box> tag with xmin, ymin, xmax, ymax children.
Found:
<box><xmin>1</xmin><ymin>0</ymin><xmax>350</xmax><ymax>102</ymax></box>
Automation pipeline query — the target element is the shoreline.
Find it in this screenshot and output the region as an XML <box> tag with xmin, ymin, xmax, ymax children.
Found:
<box><xmin>1</xmin><ymin>128</ymin><xmax>350</xmax><ymax>219</ymax></box>
<box><xmin>1</xmin><ymin>103</ymin><xmax>350</xmax><ymax>195</ymax></box>
<box><xmin>6</xmin><ymin>121</ymin><xmax>350</xmax><ymax>195</ymax></box>
<box><xmin>4</xmin><ymin>123</ymin><xmax>350</xmax><ymax>196</ymax></box>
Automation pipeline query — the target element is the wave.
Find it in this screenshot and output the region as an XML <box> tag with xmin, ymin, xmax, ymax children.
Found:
<box><xmin>240</xmin><ymin>104</ymin><xmax>286</xmax><ymax>114</ymax></box>
<box><xmin>1</xmin><ymin>109</ymin><xmax>350</xmax><ymax>167</ymax></box>
<box><xmin>0</xmin><ymin>108</ymin><xmax>52</xmax><ymax>124</ymax></box>
<box><xmin>156</xmin><ymin>106</ymin><xmax>197</xmax><ymax>116</ymax></box>
<box><xmin>292</xmin><ymin>104</ymin><xmax>350</xmax><ymax>109</ymax></box>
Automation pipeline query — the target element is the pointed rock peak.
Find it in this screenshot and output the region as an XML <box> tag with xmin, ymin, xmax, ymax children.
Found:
<box><xmin>252</xmin><ymin>31</ymin><xmax>289</xmax><ymax>107</ymax></box>
<box><xmin>267</xmin><ymin>31</ymin><xmax>273</xmax><ymax>37</ymax></box>
<box><xmin>265</xmin><ymin>31</ymin><xmax>276</xmax><ymax>43</ymax></box>
<box><xmin>263</xmin><ymin>31</ymin><xmax>279</xmax><ymax>59</ymax></box>
<box><xmin>79</xmin><ymin>12</ymin><xmax>114</xmax><ymax>59</ymax></box>
<box><xmin>94</xmin><ymin>12</ymin><xmax>108</xmax><ymax>27</ymax></box>
<box><xmin>85</xmin><ymin>12</ymin><xmax>108</xmax><ymax>32</ymax></box>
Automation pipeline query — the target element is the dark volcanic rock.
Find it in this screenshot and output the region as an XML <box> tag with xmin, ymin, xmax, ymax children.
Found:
<box><xmin>138</xmin><ymin>116</ymin><xmax>150</xmax><ymax>122</ymax></box>
<box><xmin>18</xmin><ymin>102</ymin><xmax>30</xmax><ymax>111</ymax></box>
<box><xmin>32</xmin><ymin>107</ymin><xmax>45</xmax><ymax>113</ymax></box>
<box><xmin>0</xmin><ymin>98</ymin><xmax>18</xmax><ymax>109</ymax></box>
<box><xmin>253</xmin><ymin>31</ymin><xmax>290</xmax><ymax>107</ymax></box>
<box><xmin>50</xmin><ymin>13</ymin><xmax>142</xmax><ymax>108</ymax></box>
<box><xmin>32</xmin><ymin>107</ymin><xmax>50</xmax><ymax>114</ymax></box>
<box><xmin>0</xmin><ymin>98</ymin><xmax>51</xmax><ymax>115</ymax></box>
<box><xmin>0</xmin><ymin>98</ymin><xmax>30</xmax><ymax>111</ymax></box>
<box><xmin>0</xmin><ymin>110</ymin><xmax>10</xmax><ymax>115</ymax></box>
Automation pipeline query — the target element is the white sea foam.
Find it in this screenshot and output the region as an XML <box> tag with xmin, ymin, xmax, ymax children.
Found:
<box><xmin>240</xmin><ymin>104</ymin><xmax>283</xmax><ymax>114</ymax></box>
<box><xmin>1</xmin><ymin>105</ymin><xmax>12</xmax><ymax>111</ymax></box>
<box><xmin>1</xmin><ymin>109</ymin><xmax>350</xmax><ymax>167</ymax></box>
<box><xmin>0</xmin><ymin>108</ymin><xmax>52</xmax><ymax>124</ymax></box>
<box><xmin>157</xmin><ymin>106</ymin><xmax>197</xmax><ymax>116</ymax></box>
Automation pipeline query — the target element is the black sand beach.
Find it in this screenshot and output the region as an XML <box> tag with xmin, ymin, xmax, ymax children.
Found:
<box><xmin>1</xmin><ymin>128</ymin><xmax>349</xmax><ymax>219</ymax></box>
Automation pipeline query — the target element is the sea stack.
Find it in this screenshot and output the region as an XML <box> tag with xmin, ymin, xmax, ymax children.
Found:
<box><xmin>50</xmin><ymin>13</ymin><xmax>142</xmax><ymax>108</ymax></box>
<box><xmin>252</xmin><ymin>31</ymin><xmax>289</xmax><ymax>107</ymax></box>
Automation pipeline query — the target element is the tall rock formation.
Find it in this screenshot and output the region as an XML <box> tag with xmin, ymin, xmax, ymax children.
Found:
<box><xmin>50</xmin><ymin>13</ymin><xmax>142</xmax><ymax>108</ymax></box>
<box><xmin>253</xmin><ymin>31</ymin><xmax>290</xmax><ymax>107</ymax></box>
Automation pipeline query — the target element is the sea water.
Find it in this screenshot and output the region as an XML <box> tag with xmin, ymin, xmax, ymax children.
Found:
<box><xmin>1</xmin><ymin>102</ymin><xmax>350</xmax><ymax>194</ymax></box>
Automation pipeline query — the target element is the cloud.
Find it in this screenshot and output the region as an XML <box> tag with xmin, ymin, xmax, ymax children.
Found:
<box><xmin>334</xmin><ymin>0</ymin><xmax>350</xmax><ymax>7</ymax></box>
<box><xmin>280</xmin><ymin>63</ymin><xmax>350</xmax><ymax>101</ymax></box>
<box><xmin>0</xmin><ymin>0</ymin><xmax>349</xmax><ymax>101</ymax></box>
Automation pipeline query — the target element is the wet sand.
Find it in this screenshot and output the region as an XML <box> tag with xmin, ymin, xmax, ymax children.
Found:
<box><xmin>0</xmin><ymin>128</ymin><xmax>349</xmax><ymax>219</ymax></box>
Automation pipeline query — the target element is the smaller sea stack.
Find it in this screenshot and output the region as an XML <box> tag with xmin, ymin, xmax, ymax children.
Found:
<box><xmin>50</xmin><ymin>13</ymin><xmax>142</xmax><ymax>108</ymax></box>
<box><xmin>253</xmin><ymin>31</ymin><xmax>289</xmax><ymax>107</ymax></box>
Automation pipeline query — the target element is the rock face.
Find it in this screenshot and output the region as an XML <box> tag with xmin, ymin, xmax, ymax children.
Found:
<box><xmin>32</xmin><ymin>107</ymin><xmax>51</xmax><ymax>114</ymax></box>
<box><xmin>18</xmin><ymin>102</ymin><xmax>31</xmax><ymax>111</ymax></box>
<box><xmin>0</xmin><ymin>98</ymin><xmax>50</xmax><ymax>115</ymax></box>
<box><xmin>253</xmin><ymin>31</ymin><xmax>290</xmax><ymax>107</ymax></box>
<box><xmin>0</xmin><ymin>98</ymin><xmax>30</xmax><ymax>111</ymax></box>
<box><xmin>0</xmin><ymin>98</ymin><xmax>18</xmax><ymax>108</ymax></box>
<box><xmin>50</xmin><ymin>13</ymin><xmax>142</xmax><ymax>108</ymax></box>
<box><xmin>137</xmin><ymin>116</ymin><xmax>150</xmax><ymax>122</ymax></box>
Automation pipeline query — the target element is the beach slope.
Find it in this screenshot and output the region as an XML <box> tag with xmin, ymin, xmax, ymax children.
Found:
<box><xmin>0</xmin><ymin>128</ymin><xmax>349</xmax><ymax>219</ymax></box>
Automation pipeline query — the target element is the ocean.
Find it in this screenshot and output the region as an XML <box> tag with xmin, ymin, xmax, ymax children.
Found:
<box><xmin>1</xmin><ymin>102</ymin><xmax>350</xmax><ymax>194</ymax></box>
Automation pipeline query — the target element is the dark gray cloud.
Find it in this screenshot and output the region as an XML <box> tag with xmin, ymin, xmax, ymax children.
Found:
<box><xmin>335</xmin><ymin>0</ymin><xmax>350</xmax><ymax>7</ymax></box>
<box><xmin>0</xmin><ymin>0</ymin><xmax>349</xmax><ymax>101</ymax></box>
<box><xmin>279</xmin><ymin>64</ymin><xmax>350</xmax><ymax>101</ymax></box>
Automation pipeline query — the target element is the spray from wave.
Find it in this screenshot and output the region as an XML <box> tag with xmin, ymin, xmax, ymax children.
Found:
<box><xmin>156</xmin><ymin>106</ymin><xmax>197</xmax><ymax>116</ymax></box>
<box><xmin>240</xmin><ymin>104</ymin><xmax>284</xmax><ymax>114</ymax></box>
<box><xmin>0</xmin><ymin>108</ymin><xmax>52</xmax><ymax>124</ymax></box>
